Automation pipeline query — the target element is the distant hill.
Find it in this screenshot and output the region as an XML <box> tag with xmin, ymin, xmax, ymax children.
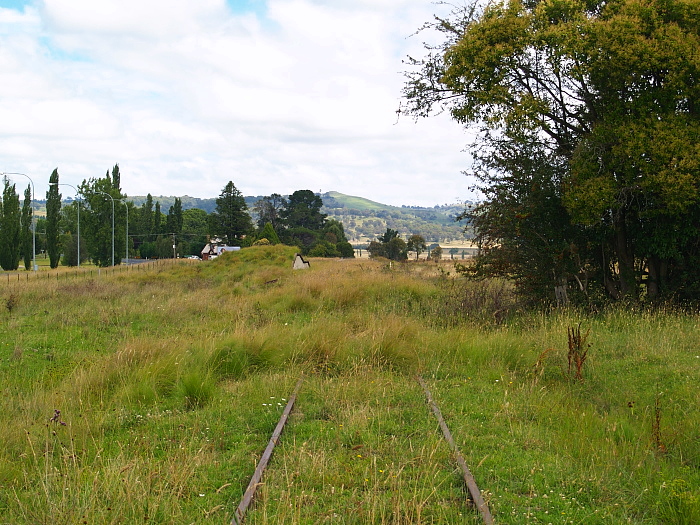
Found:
<box><xmin>318</xmin><ymin>191</ymin><xmax>472</xmax><ymax>243</ymax></box>
<box><xmin>93</xmin><ymin>191</ymin><xmax>474</xmax><ymax>244</ymax></box>
<box><xmin>321</xmin><ymin>191</ymin><xmax>393</xmax><ymax>212</ymax></box>
<box><xmin>128</xmin><ymin>195</ymin><xmax>219</xmax><ymax>214</ymax></box>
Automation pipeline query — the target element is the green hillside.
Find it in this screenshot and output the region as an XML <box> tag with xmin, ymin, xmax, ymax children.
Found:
<box><xmin>319</xmin><ymin>192</ymin><xmax>473</xmax><ymax>243</ymax></box>
<box><xmin>321</xmin><ymin>191</ymin><xmax>395</xmax><ymax>212</ymax></box>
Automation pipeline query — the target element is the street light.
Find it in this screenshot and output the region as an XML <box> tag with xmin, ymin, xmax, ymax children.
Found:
<box><xmin>50</xmin><ymin>182</ymin><xmax>81</xmax><ymax>267</ymax></box>
<box><xmin>95</xmin><ymin>191</ymin><xmax>115</xmax><ymax>267</ymax></box>
<box><xmin>2</xmin><ymin>172</ymin><xmax>36</xmax><ymax>272</ymax></box>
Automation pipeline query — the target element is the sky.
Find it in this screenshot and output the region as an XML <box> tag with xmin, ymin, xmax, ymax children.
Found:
<box><xmin>0</xmin><ymin>0</ymin><xmax>476</xmax><ymax>207</ymax></box>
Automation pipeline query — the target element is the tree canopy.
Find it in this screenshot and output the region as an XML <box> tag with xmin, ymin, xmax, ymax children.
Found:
<box><xmin>368</xmin><ymin>228</ymin><xmax>408</xmax><ymax>261</ymax></box>
<box><xmin>281</xmin><ymin>190</ymin><xmax>327</xmax><ymax>231</ymax></box>
<box><xmin>79</xmin><ymin>168</ymin><xmax>125</xmax><ymax>267</ymax></box>
<box><xmin>404</xmin><ymin>0</ymin><xmax>700</xmax><ymax>304</ymax></box>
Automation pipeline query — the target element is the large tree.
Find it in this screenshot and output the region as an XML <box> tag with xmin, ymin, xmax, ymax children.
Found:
<box><xmin>404</xmin><ymin>0</ymin><xmax>700</xmax><ymax>303</ymax></box>
<box><xmin>180</xmin><ymin>208</ymin><xmax>209</xmax><ymax>256</ymax></box>
<box><xmin>281</xmin><ymin>190</ymin><xmax>326</xmax><ymax>231</ymax></box>
<box><xmin>368</xmin><ymin>228</ymin><xmax>408</xmax><ymax>261</ymax></box>
<box><xmin>407</xmin><ymin>234</ymin><xmax>427</xmax><ymax>260</ymax></box>
<box><xmin>253</xmin><ymin>193</ymin><xmax>287</xmax><ymax>230</ymax></box>
<box><xmin>209</xmin><ymin>181</ymin><xmax>253</xmax><ymax>245</ymax></box>
<box><xmin>0</xmin><ymin>177</ymin><xmax>21</xmax><ymax>270</ymax></box>
<box><xmin>46</xmin><ymin>168</ymin><xmax>62</xmax><ymax>268</ymax></box>
<box><xmin>79</xmin><ymin>169</ymin><xmax>125</xmax><ymax>267</ymax></box>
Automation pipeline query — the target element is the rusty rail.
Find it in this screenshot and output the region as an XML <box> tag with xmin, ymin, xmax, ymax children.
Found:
<box><xmin>231</xmin><ymin>375</ymin><xmax>304</xmax><ymax>525</ymax></box>
<box><xmin>417</xmin><ymin>376</ymin><xmax>494</xmax><ymax>525</ymax></box>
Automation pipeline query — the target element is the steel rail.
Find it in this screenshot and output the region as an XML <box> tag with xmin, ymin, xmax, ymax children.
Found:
<box><xmin>231</xmin><ymin>375</ymin><xmax>304</xmax><ymax>525</ymax></box>
<box><xmin>417</xmin><ymin>375</ymin><xmax>494</xmax><ymax>525</ymax></box>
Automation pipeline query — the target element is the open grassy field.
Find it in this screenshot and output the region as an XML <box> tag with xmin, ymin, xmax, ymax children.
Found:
<box><xmin>1</xmin><ymin>245</ymin><xmax>698</xmax><ymax>524</ymax></box>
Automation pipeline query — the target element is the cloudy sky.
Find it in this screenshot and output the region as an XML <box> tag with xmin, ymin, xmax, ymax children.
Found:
<box><xmin>0</xmin><ymin>0</ymin><xmax>475</xmax><ymax>207</ymax></box>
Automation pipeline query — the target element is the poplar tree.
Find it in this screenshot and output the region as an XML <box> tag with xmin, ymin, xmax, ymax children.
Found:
<box><xmin>46</xmin><ymin>169</ymin><xmax>62</xmax><ymax>268</ymax></box>
<box><xmin>0</xmin><ymin>178</ymin><xmax>21</xmax><ymax>270</ymax></box>
<box><xmin>111</xmin><ymin>163</ymin><xmax>121</xmax><ymax>192</ymax></box>
<box><xmin>154</xmin><ymin>202</ymin><xmax>162</xmax><ymax>235</ymax></box>
<box><xmin>21</xmin><ymin>185</ymin><xmax>32</xmax><ymax>270</ymax></box>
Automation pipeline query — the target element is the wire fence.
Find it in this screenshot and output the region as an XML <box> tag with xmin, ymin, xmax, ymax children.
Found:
<box><xmin>0</xmin><ymin>258</ymin><xmax>198</xmax><ymax>285</ymax></box>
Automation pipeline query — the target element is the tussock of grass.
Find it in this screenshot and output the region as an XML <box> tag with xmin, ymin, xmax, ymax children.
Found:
<box><xmin>0</xmin><ymin>247</ymin><xmax>698</xmax><ymax>523</ymax></box>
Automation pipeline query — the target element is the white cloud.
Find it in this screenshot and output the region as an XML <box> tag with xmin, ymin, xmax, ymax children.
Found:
<box><xmin>0</xmin><ymin>0</ymin><xmax>475</xmax><ymax>207</ymax></box>
<box><xmin>42</xmin><ymin>0</ymin><xmax>228</xmax><ymax>36</ymax></box>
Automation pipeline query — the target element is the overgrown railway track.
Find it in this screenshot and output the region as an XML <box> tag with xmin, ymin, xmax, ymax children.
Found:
<box><xmin>230</xmin><ymin>375</ymin><xmax>493</xmax><ymax>524</ymax></box>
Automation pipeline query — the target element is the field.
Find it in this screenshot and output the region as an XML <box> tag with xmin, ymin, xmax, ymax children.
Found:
<box><xmin>1</xmin><ymin>245</ymin><xmax>699</xmax><ymax>524</ymax></box>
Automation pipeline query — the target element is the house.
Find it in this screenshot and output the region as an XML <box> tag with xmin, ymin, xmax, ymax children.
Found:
<box><xmin>292</xmin><ymin>253</ymin><xmax>310</xmax><ymax>270</ymax></box>
<box><xmin>201</xmin><ymin>243</ymin><xmax>241</xmax><ymax>260</ymax></box>
<box><xmin>201</xmin><ymin>243</ymin><xmax>216</xmax><ymax>260</ymax></box>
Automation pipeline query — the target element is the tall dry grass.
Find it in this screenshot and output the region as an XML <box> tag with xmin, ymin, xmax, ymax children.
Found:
<box><xmin>0</xmin><ymin>246</ymin><xmax>698</xmax><ymax>523</ymax></box>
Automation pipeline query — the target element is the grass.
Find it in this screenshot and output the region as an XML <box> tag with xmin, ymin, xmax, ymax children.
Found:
<box><xmin>0</xmin><ymin>244</ymin><xmax>699</xmax><ymax>523</ymax></box>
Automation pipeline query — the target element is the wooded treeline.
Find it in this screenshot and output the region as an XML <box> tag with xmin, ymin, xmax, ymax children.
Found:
<box><xmin>404</xmin><ymin>0</ymin><xmax>700</xmax><ymax>304</ymax></box>
<box><xmin>0</xmin><ymin>168</ymin><xmax>354</xmax><ymax>269</ymax></box>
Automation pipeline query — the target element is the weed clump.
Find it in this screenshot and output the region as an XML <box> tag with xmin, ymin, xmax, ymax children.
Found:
<box><xmin>177</xmin><ymin>372</ymin><xmax>215</xmax><ymax>410</ymax></box>
<box><xmin>5</xmin><ymin>293</ymin><xmax>18</xmax><ymax>314</ymax></box>
<box><xmin>208</xmin><ymin>341</ymin><xmax>251</xmax><ymax>380</ymax></box>
<box><xmin>657</xmin><ymin>479</ymin><xmax>700</xmax><ymax>524</ymax></box>
<box><xmin>437</xmin><ymin>277</ymin><xmax>516</xmax><ymax>327</ymax></box>
<box><xmin>567</xmin><ymin>323</ymin><xmax>590</xmax><ymax>381</ymax></box>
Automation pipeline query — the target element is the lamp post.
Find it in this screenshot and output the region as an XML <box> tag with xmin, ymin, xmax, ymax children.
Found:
<box><xmin>95</xmin><ymin>191</ymin><xmax>115</xmax><ymax>267</ymax></box>
<box><xmin>118</xmin><ymin>199</ymin><xmax>129</xmax><ymax>264</ymax></box>
<box><xmin>2</xmin><ymin>172</ymin><xmax>36</xmax><ymax>272</ymax></box>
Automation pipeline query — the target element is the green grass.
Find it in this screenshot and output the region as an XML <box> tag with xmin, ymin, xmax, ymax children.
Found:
<box><xmin>0</xmin><ymin>245</ymin><xmax>698</xmax><ymax>523</ymax></box>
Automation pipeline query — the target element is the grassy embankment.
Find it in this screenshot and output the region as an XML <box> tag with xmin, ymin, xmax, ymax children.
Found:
<box><xmin>0</xmin><ymin>245</ymin><xmax>698</xmax><ymax>524</ymax></box>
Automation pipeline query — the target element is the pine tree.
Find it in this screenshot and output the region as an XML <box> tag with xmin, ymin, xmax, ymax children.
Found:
<box><xmin>209</xmin><ymin>181</ymin><xmax>253</xmax><ymax>245</ymax></box>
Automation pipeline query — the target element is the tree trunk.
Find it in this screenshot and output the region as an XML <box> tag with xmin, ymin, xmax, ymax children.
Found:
<box><xmin>614</xmin><ymin>211</ymin><xmax>637</xmax><ymax>299</ymax></box>
<box><xmin>646</xmin><ymin>255</ymin><xmax>669</xmax><ymax>299</ymax></box>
